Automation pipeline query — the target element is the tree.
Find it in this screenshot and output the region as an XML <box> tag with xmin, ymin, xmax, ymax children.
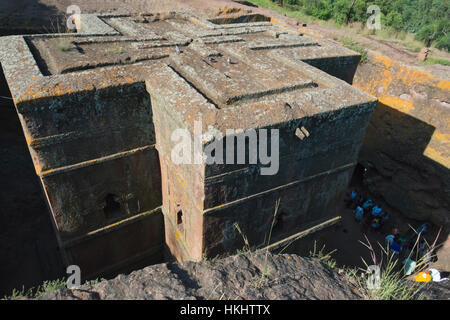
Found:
<box><xmin>333</xmin><ymin>0</ymin><xmax>353</xmax><ymax>25</ymax></box>
<box><xmin>311</xmin><ymin>0</ymin><xmax>333</xmax><ymax>20</ymax></box>
<box><xmin>384</xmin><ymin>11</ymin><xmax>403</xmax><ymax>30</ymax></box>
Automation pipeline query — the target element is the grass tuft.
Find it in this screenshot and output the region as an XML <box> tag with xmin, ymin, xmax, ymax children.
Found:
<box><xmin>4</xmin><ymin>278</ymin><xmax>67</xmax><ymax>300</ymax></box>
<box><xmin>55</xmin><ymin>38</ymin><xmax>73</xmax><ymax>52</ymax></box>
<box><xmin>421</xmin><ymin>57</ymin><xmax>450</xmax><ymax>66</ymax></box>
<box><xmin>308</xmin><ymin>241</ymin><xmax>337</xmax><ymax>269</ymax></box>
<box><xmin>356</xmin><ymin>235</ymin><xmax>426</xmax><ymax>300</ymax></box>
<box><xmin>338</xmin><ymin>37</ymin><xmax>368</xmax><ymax>63</ymax></box>
<box><xmin>107</xmin><ymin>43</ymin><xmax>126</xmax><ymax>55</ymax></box>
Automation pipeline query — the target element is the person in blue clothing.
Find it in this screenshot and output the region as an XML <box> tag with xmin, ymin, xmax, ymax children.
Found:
<box><xmin>371</xmin><ymin>205</ymin><xmax>382</xmax><ymax>216</ymax></box>
<box><xmin>362</xmin><ymin>199</ymin><xmax>374</xmax><ymax>210</ymax></box>
<box><xmin>354</xmin><ymin>206</ymin><xmax>364</xmax><ymax>222</ymax></box>
<box><xmin>417</xmin><ymin>223</ymin><xmax>429</xmax><ymax>234</ymax></box>
<box><xmin>372</xmin><ymin>205</ymin><xmax>383</xmax><ymax>216</ymax></box>
<box><xmin>386</xmin><ymin>234</ymin><xmax>395</xmax><ymax>245</ymax></box>
<box><xmin>390</xmin><ymin>235</ymin><xmax>403</xmax><ymax>254</ymax></box>
<box><xmin>391</xmin><ymin>241</ymin><xmax>402</xmax><ymax>254</ymax></box>
<box><xmin>345</xmin><ymin>189</ymin><xmax>360</xmax><ymax>208</ymax></box>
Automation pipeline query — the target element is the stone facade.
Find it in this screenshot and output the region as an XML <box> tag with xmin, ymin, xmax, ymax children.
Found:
<box><xmin>0</xmin><ymin>12</ymin><xmax>376</xmax><ymax>278</ymax></box>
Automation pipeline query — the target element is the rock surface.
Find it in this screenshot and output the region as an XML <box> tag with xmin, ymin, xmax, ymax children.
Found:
<box><xmin>39</xmin><ymin>252</ymin><xmax>362</xmax><ymax>300</ymax></box>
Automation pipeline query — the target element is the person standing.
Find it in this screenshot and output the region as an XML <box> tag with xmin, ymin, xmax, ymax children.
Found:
<box><xmin>354</xmin><ymin>205</ymin><xmax>364</xmax><ymax>222</ymax></box>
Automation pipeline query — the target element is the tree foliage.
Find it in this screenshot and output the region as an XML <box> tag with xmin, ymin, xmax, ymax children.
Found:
<box><xmin>271</xmin><ymin>0</ymin><xmax>450</xmax><ymax>50</ymax></box>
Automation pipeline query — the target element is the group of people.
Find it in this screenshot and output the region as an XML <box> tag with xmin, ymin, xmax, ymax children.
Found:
<box><xmin>346</xmin><ymin>190</ymin><xmax>439</xmax><ymax>278</ymax></box>
<box><xmin>345</xmin><ymin>189</ymin><xmax>389</xmax><ymax>231</ymax></box>
<box><xmin>384</xmin><ymin>225</ymin><xmax>444</xmax><ymax>281</ymax></box>
<box><xmin>346</xmin><ymin>190</ymin><xmax>430</xmax><ymax>255</ymax></box>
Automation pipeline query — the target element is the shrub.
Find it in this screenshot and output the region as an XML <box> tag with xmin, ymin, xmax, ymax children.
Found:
<box><xmin>384</xmin><ymin>11</ymin><xmax>403</xmax><ymax>30</ymax></box>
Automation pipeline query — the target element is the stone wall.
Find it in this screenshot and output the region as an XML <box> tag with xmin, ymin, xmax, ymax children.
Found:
<box><xmin>354</xmin><ymin>53</ymin><xmax>450</xmax><ymax>231</ymax></box>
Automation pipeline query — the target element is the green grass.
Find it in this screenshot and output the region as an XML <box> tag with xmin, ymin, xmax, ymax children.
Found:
<box><xmin>232</xmin><ymin>199</ymin><xmax>281</xmax><ymax>289</ymax></box>
<box><xmin>5</xmin><ymin>277</ymin><xmax>106</xmax><ymax>299</ymax></box>
<box><xmin>53</xmin><ymin>38</ymin><xmax>73</xmax><ymax>52</ymax></box>
<box><xmin>107</xmin><ymin>43</ymin><xmax>126</xmax><ymax>55</ymax></box>
<box><xmin>421</xmin><ymin>57</ymin><xmax>450</xmax><ymax>66</ymax></box>
<box><xmin>5</xmin><ymin>278</ymin><xmax>67</xmax><ymax>299</ymax></box>
<box><xmin>202</xmin><ymin>252</ymin><xmax>221</xmax><ymax>264</ymax></box>
<box><xmin>352</xmin><ymin>229</ymin><xmax>445</xmax><ymax>300</ymax></box>
<box><xmin>308</xmin><ymin>241</ymin><xmax>337</xmax><ymax>269</ymax></box>
<box><xmin>83</xmin><ymin>277</ymin><xmax>106</xmax><ymax>286</ymax></box>
<box><xmin>234</xmin><ymin>222</ymin><xmax>252</xmax><ymax>255</ymax></box>
<box><xmin>309</xmin><ymin>225</ymin><xmax>445</xmax><ymax>300</ymax></box>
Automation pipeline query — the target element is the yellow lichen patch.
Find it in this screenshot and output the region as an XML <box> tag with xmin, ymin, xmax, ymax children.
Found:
<box><xmin>34</xmin><ymin>163</ymin><xmax>42</xmax><ymax>175</ymax></box>
<box><xmin>174</xmin><ymin>171</ymin><xmax>186</xmax><ymax>188</ymax></box>
<box><xmin>373</xmin><ymin>54</ymin><xmax>446</xmax><ymax>91</ymax></box>
<box><xmin>353</xmin><ymin>81</ymin><xmax>377</xmax><ymax>94</ymax></box>
<box><xmin>175</xmin><ymin>229</ymin><xmax>182</xmax><ymax>242</ymax></box>
<box><xmin>375</xmin><ymin>54</ymin><xmax>393</xmax><ymax>70</ymax></box>
<box><xmin>424</xmin><ymin>145</ymin><xmax>450</xmax><ymax>169</ymax></box>
<box><xmin>423</xmin><ymin>130</ymin><xmax>450</xmax><ymax>169</ymax></box>
<box><xmin>187</xmin><ymin>17</ymin><xmax>209</xmax><ymax>28</ymax></box>
<box><xmin>18</xmin><ymin>82</ymin><xmax>76</xmax><ymax>101</ymax></box>
<box><xmin>20</xmin><ymin>87</ymin><xmax>45</xmax><ymax>101</ymax></box>
<box><xmin>437</xmin><ymin>80</ymin><xmax>450</xmax><ymax>91</ymax></box>
<box><xmin>357</xmin><ymin>54</ymin><xmax>449</xmax><ymax>122</ymax></box>
<box><xmin>269</xmin><ymin>17</ymin><xmax>279</xmax><ymax>24</ymax></box>
<box><xmin>50</xmin><ymin>82</ymin><xmax>77</xmax><ymax>97</ymax></box>
<box><xmin>431</xmin><ymin>131</ymin><xmax>450</xmax><ymax>143</ymax></box>
<box><xmin>40</xmin><ymin>168</ymin><xmax>55</xmax><ymax>176</ymax></box>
